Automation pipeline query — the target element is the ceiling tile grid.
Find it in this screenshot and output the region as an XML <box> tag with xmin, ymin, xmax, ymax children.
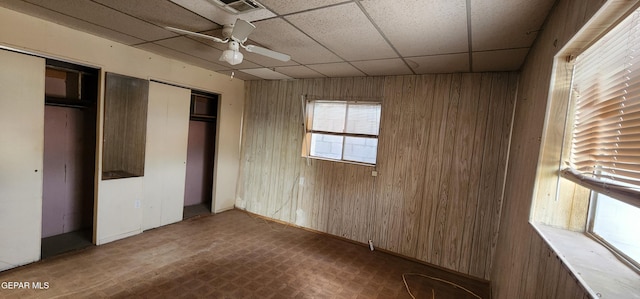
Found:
<box><xmin>307</xmin><ymin>62</ymin><xmax>366</xmax><ymax>77</ymax></box>
<box><xmin>258</xmin><ymin>0</ymin><xmax>347</xmax><ymax>15</ymax></box>
<box><xmin>285</xmin><ymin>2</ymin><xmax>397</xmax><ymax>61</ymax></box>
<box><xmin>93</xmin><ymin>0</ymin><xmax>219</xmax><ymax>32</ymax></box>
<box><xmin>244</xmin><ymin>18</ymin><xmax>342</xmax><ymax>65</ymax></box>
<box><xmin>351</xmin><ymin>58</ymin><xmax>413</xmax><ymax>76</ymax></box>
<box><xmin>0</xmin><ymin>0</ymin><xmax>557</xmax><ymax>79</ymax></box>
<box><xmin>274</xmin><ymin>65</ymin><xmax>326</xmax><ymax>78</ymax></box>
<box><xmin>0</xmin><ymin>0</ymin><xmax>146</xmax><ymax>45</ymax></box>
<box><xmin>470</xmin><ymin>0</ymin><xmax>556</xmax><ymax>51</ymax></box>
<box><xmin>360</xmin><ymin>0</ymin><xmax>469</xmax><ymax>57</ymax></box>
<box><xmin>407</xmin><ymin>53</ymin><xmax>470</xmax><ymax>74</ymax></box>
<box><xmin>23</xmin><ymin>0</ymin><xmax>177</xmax><ymax>41</ymax></box>
<box><xmin>472</xmin><ymin>48</ymin><xmax>530</xmax><ymax>72</ymax></box>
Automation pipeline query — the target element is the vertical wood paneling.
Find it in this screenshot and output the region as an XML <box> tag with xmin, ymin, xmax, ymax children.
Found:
<box><xmin>239</xmin><ymin>72</ymin><xmax>517</xmax><ymax>279</ymax></box>
<box><xmin>443</xmin><ymin>73</ymin><xmax>481</xmax><ymax>271</ymax></box>
<box><xmin>400</xmin><ymin>75</ymin><xmax>431</xmax><ymax>258</ymax></box>
<box><xmin>374</xmin><ymin>76</ymin><xmax>402</xmax><ymax>250</ymax></box>
<box><xmin>417</xmin><ymin>74</ymin><xmax>452</xmax><ymax>263</ymax></box>
<box><xmin>386</xmin><ymin>75</ymin><xmax>412</xmax><ymax>253</ymax></box>
<box><xmin>486</xmin><ymin>72</ymin><xmax>518</xmax><ymax>277</ymax></box>
<box><xmin>102</xmin><ymin>73</ymin><xmax>148</xmax><ymax>178</ymax></box>
<box><xmin>459</xmin><ymin>73</ymin><xmax>492</xmax><ymax>274</ymax></box>
<box><xmin>435</xmin><ymin>73</ymin><xmax>462</xmax><ymax>267</ymax></box>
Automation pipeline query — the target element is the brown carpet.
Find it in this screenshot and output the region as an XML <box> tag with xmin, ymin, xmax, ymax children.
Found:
<box><xmin>0</xmin><ymin>209</ymin><xmax>489</xmax><ymax>298</ymax></box>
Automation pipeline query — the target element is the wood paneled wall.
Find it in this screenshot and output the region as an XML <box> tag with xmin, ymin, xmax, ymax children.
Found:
<box><xmin>102</xmin><ymin>72</ymin><xmax>149</xmax><ymax>179</ymax></box>
<box><xmin>491</xmin><ymin>0</ymin><xmax>608</xmax><ymax>298</ymax></box>
<box><xmin>238</xmin><ymin>73</ymin><xmax>517</xmax><ymax>279</ymax></box>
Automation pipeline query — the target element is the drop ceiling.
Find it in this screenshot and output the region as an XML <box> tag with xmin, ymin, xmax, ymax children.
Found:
<box><xmin>0</xmin><ymin>0</ymin><xmax>556</xmax><ymax>80</ymax></box>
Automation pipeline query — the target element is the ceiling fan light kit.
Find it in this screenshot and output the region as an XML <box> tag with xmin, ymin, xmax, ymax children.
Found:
<box><xmin>166</xmin><ymin>19</ymin><xmax>290</xmax><ymax>66</ymax></box>
<box><xmin>220</xmin><ymin>41</ymin><xmax>244</xmax><ymax>65</ymax></box>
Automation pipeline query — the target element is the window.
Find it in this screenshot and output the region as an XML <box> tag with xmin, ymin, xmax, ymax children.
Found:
<box><xmin>589</xmin><ymin>192</ymin><xmax>640</xmax><ymax>268</ymax></box>
<box><xmin>303</xmin><ymin>100</ymin><xmax>381</xmax><ymax>165</ymax></box>
<box><xmin>561</xmin><ymin>7</ymin><xmax>640</xmax><ymax>271</ymax></box>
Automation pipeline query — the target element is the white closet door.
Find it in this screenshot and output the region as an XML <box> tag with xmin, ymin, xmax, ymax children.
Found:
<box><xmin>0</xmin><ymin>49</ymin><xmax>45</xmax><ymax>271</ymax></box>
<box><xmin>143</xmin><ymin>82</ymin><xmax>190</xmax><ymax>230</ymax></box>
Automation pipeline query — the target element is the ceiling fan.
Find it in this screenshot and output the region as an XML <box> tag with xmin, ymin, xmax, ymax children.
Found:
<box><xmin>166</xmin><ymin>19</ymin><xmax>291</xmax><ymax>66</ymax></box>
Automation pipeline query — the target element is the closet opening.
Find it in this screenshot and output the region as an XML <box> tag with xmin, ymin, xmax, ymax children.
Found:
<box><xmin>183</xmin><ymin>91</ymin><xmax>218</xmax><ymax>219</ymax></box>
<box><xmin>41</xmin><ymin>59</ymin><xmax>98</xmax><ymax>258</ymax></box>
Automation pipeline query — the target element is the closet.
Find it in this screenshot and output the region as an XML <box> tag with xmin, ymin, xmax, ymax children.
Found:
<box><xmin>183</xmin><ymin>92</ymin><xmax>218</xmax><ymax>218</ymax></box>
<box><xmin>41</xmin><ymin>59</ymin><xmax>98</xmax><ymax>258</ymax></box>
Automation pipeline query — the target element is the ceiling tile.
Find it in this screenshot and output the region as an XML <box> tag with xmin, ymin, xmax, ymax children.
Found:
<box><xmin>307</xmin><ymin>62</ymin><xmax>366</xmax><ymax>77</ymax></box>
<box><xmin>406</xmin><ymin>53</ymin><xmax>470</xmax><ymax>74</ymax></box>
<box><xmin>155</xmin><ymin>36</ymin><xmax>223</xmax><ymax>62</ymax></box>
<box><xmin>0</xmin><ymin>0</ymin><xmax>144</xmax><ymax>45</ymax></box>
<box><xmin>24</xmin><ymin>0</ymin><xmax>176</xmax><ymax>41</ymax></box>
<box><xmin>218</xmin><ymin>70</ymin><xmax>262</xmax><ymax>80</ymax></box>
<box><xmin>240</xmin><ymin>68</ymin><xmax>293</xmax><ymax>80</ymax></box>
<box><xmin>258</xmin><ymin>0</ymin><xmax>346</xmax><ymax>15</ymax></box>
<box><xmin>275</xmin><ymin>65</ymin><xmax>325</xmax><ymax>78</ymax></box>
<box><xmin>135</xmin><ymin>43</ymin><xmax>230</xmax><ymax>71</ymax></box>
<box><xmin>351</xmin><ymin>58</ymin><xmax>413</xmax><ymax>76</ymax></box>
<box><xmin>286</xmin><ymin>2</ymin><xmax>397</xmax><ymax>61</ymax></box>
<box><xmin>360</xmin><ymin>0</ymin><xmax>468</xmax><ymax>57</ymax></box>
<box><xmin>170</xmin><ymin>0</ymin><xmax>276</xmax><ymax>25</ymax></box>
<box><xmin>472</xmin><ymin>48</ymin><xmax>529</xmax><ymax>72</ymax></box>
<box><xmin>471</xmin><ymin>0</ymin><xmax>555</xmax><ymax>51</ymax></box>
<box><xmin>93</xmin><ymin>0</ymin><xmax>219</xmax><ymax>32</ymax></box>
<box><xmin>251</xmin><ymin>18</ymin><xmax>342</xmax><ymax>64</ymax></box>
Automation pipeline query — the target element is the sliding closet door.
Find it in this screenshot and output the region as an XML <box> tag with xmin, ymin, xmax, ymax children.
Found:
<box><xmin>142</xmin><ymin>82</ymin><xmax>190</xmax><ymax>230</ymax></box>
<box><xmin>0</xmin><ymin>50</ymin><xmax>45</xmax><ymax>271</ymax></box>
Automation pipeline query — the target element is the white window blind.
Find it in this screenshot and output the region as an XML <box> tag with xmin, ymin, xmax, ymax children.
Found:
<box><xmin>304</xmin><ymin>100</ymin><xmax>381</xmax><ymax>165</ymax></box>
<box><xmin>561</xmin><ymin>9</ymin><xmax>640</xmax><ymax>207</ymax></box>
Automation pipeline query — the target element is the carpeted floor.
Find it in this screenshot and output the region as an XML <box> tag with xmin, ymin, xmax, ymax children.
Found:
<box><xmin>0</xmin><ymin>209</ymin><xmax>489</xmax><ymax>298</ymax></box>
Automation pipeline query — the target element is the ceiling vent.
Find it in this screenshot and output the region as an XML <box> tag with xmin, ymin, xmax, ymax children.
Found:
<box><xmin>210</xmin><ymin>0</ymin><xmax>264</xmax><ymax>14</ymax></box>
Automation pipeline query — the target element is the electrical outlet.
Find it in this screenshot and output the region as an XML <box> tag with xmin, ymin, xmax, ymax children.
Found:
<box><xmin>134</xmin><ymin>200</ymin><xmax>141</xmax><ymax>209</ymax></box>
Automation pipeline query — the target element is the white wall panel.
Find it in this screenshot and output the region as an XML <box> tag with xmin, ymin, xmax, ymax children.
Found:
<box><xmin>96</xmin><ymin>178</ymin><xmax>143</xmax><ymax>245</ymax></box>
<box><xmin>143</xmin><ymin>82</ymin><xmax>190</xmax><ymax>230</ymax></box>
<box><xmin>0</xmin><ymin>49</ymin><xmax>45</xmax><ymax>271</ymax></box>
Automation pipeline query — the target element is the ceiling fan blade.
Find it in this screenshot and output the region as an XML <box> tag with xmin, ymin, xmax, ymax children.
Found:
<box><xmin>231</xmin><ymin>19</ymin><xmax>255</xmax><ymax>41</ymax></box>
<box><xmin>165</xmin><ymin>26</ymin><xmax>227</xmax><ymax>43</ymax></box>
<box><xmin>245</xmin><ymin>45</ymin><xmax>291</xmax><ymax>62</ymax></box>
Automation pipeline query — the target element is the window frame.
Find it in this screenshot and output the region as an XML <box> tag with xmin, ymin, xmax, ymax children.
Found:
<box><xmin>529</xmin><ymin>2</ymin><xmax>640</xmax><ymax>297</ymax></box>
<box><xmin>558</xmin><ymin>4</ymin><xmax>640</xmax><ymax>209</ymax></box>
<box><xmin>302</xmin><ymin>99</ymin><xmax>381</xmax><ymax>166</ymax></box>
<box><xmin>559</xmin><ymin>5</ymin><xmax>640</xmax><ymax>274</ymax></box>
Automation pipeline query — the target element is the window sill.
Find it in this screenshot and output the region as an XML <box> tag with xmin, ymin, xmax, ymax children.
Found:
<box><xmin>301</xmin><ymin>155</ymin><xmax>376</xmax><ymax>167</ymax></box>
<box><xmin>532</xmin><ymin>223</ymin><xmax>640</xmax><ymax>299</ymax></box>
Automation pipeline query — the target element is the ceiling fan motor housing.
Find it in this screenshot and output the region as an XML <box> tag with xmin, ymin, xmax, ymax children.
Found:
<box><xmin>222</xmin><ymin>25</ymin><xmax>233</xmax><ymax>39</ymax></box>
